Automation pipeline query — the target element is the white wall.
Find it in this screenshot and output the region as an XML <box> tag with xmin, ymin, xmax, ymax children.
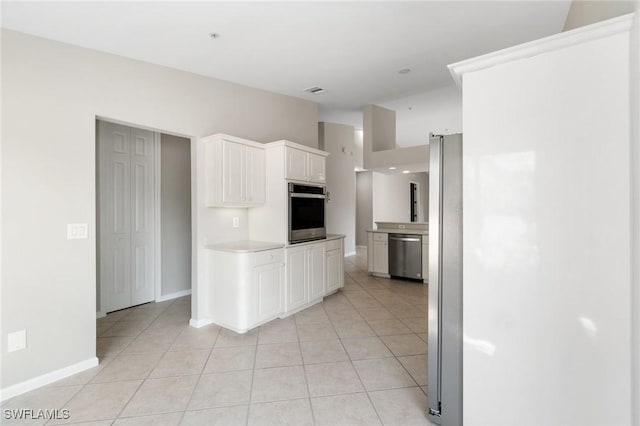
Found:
<box><xmin>380</xmin><ymin>85</ymin><xmax>462</xmax><ymax>148</ymax></box>
<box><xmin>319</xmin><ymin>122</ymin><xmax>357</xmax><ymax>255</ymax></box>
<box><xmin>354</xmin><ymin>129</ymin><xmax>364</xmax><ymax>170</ymax></box>
<box><xmin>362</xmin><ymin>104</ymin><xmax>429</xmax><ymax>170</ymax></box>
<box><xmin>372</xmin><ymin>172</ymin><xmax>428</xmax><ymax>224</ymax></box>
<box><xmin>459</xmin><ymin>22</ymin><xmax>633</xmax><ymax>425</ymax></box>
<box><xmin>356</xmin><ymin>171</ymin><xmax>373</xmax><ymax>246</ymax></box>
<box><xmin>161</xmin><ymin>134</ymin><xmax>191</xmax><ymax>297</ymax></box>
<box><xmin>0</xmin><ymin>29</ymin><xmax>318</xmax><ymax>392</ymax></box>
<box><xmin>630</xmin><ymin>8</ymin><xmax>640</xmax><ymax>426</ymax></box>
<box><xmin>564</xmin><ymin>0</ymin><xmax>637</xmax><ymax>30</ymax></box>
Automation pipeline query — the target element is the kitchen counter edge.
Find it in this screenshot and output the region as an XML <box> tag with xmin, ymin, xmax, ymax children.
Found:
<box><xmin>206</xmin><ymin>235</ymin><xmax>345</xmax><ymax>253</ymax></box>
<box><xmin>367</xmin><ymin>229</ymin><xmax>429</xmax><ymax>236</ymax></box>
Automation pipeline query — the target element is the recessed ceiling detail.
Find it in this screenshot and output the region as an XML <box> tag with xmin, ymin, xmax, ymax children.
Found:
<box><xmin>304</xmin><ymin>86</ymin><xmax>327</xmax><ymax>95</ymax></box>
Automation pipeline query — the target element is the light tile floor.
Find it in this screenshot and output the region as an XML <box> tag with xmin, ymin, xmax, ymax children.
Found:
<box><xmin>3</xmin><ymin>248</ymin><xmax>433</xmax><ymax>425</ymax></box>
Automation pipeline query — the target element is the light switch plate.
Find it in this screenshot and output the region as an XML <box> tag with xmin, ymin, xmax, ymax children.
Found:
<box><xmin>232</xmin><ymin>217</ymin><xmax>240</xmax><ymax>228</ymax></box>
<box><xmin>8</xmin><ymin>330</ymin><xmax>26</xmax><ymax>352</ymax></box>
<box><xmin>67</xmin><ymin>223</ymin><xmax>88</xmax><ymax>239</ymax></box>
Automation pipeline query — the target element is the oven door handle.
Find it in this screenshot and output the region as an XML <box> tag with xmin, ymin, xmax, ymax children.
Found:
<box><xmin>290</xmin><ymin>193</ymin><xmax>326</xmax><ymax>199</ymax></box>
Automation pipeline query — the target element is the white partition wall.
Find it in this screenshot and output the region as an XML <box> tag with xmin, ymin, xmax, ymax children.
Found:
<box><xmin>450</xmin><ymin>15</ymin><xmax>635</xmax><ymax>425</ymax></box>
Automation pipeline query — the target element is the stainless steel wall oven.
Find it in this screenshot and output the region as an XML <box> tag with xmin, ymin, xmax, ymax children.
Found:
<box><xmin>288</xmin><ymin>183</ymin><xmax>326</xmax><ymax>243</ymax></box>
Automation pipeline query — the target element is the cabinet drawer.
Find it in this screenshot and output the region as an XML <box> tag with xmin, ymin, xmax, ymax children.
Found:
<box><xmin>372</xmin><ymin>233</ymin><xmax>388</xmax><ymax>242</ymax></box>
<box><xmin>326</xmin><ymin>239</ymin><xmax>342</xmax><ymax>251</ymax></box>
<box><xmin>250</xmin><ymin>249</ymin><xmax>284</xmax><ymax>267</ymax></box>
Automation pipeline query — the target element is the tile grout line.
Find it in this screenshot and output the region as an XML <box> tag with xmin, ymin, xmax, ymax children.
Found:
<box><xmin>244</xmin><ymin>324</ymin><xmax>261</xmax><ymax>425</ymax></box>
<box><xmin>347</xmin><ymin>256</ymin><xmax>429</xmax><ymax>420</ymax></box>
<box><xmin>44</xmin><ymin>299</ymin><xmax>179</xmax><ymax>425</ymax></box>
<box><xmin>176</xmin><ymin>329</ymin><xmax>219</xmax><ymax>425</ymax></box>
<box><xmin>101</xmin><ymin>298</ymin><xmax>185</xmax><ymax>422</ymax></box>
<box><xmin>349</xmin><ymin>269</ymin><xmax>427</xmax><ymax>391</ymax></box>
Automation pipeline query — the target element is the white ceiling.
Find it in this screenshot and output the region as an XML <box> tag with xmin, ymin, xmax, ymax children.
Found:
<box><xmin>2</xmin><ymin>1</ymin><xmax>571</xmax><ymax>122</ymax></box>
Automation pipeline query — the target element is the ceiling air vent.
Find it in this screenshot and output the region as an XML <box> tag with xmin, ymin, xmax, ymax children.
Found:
<box><xmin>304</xmin><ymin>86</ymin><xmax>327</xmax><ymax>95</ymax></box>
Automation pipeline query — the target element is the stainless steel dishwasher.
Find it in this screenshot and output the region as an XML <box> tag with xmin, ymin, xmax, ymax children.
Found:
<box><xmin>388</xmin><ymin>233</ymin><xmax>422</xmax><ymax>280</ymax></box>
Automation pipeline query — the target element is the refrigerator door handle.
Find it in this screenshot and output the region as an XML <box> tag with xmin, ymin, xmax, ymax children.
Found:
<box><xmin>428</xmin><ymin>135</ymin><xmax>444</xmax><ymax>423</ymax></box>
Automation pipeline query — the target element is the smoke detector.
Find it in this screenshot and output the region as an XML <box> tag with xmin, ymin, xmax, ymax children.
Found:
<box><xmin>304</xmin><ymin>86</ymin><xmax>327</xmax><ymax>95</ymax></box>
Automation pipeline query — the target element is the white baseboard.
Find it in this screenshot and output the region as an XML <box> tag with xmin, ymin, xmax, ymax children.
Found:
<box><xmin>345</xmin><ymin>251</ymin><xmax>356</xmax><ymax>257</ymax></box>
<box><xmin>156</xmin><ymin>289</ymin><xmax>191</xmax><ymax>303</ymax></box>
<box><xmin>189</xmin><ymin>317</ymin><xmax>214</xmax><ymax>328</ymax></box>
<box><xmin>96</xmin><ymin>311</ymin><xmax>106</xmax><ymax>319</ymax></box>
<box><xmin>0</xmin><ymin>357</ymin><xmax>99</xmax><ymax>402</ymax></box>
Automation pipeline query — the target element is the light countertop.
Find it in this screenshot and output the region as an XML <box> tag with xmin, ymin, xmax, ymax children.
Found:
<box><xmin>206</xmin><ymin>234</ymin><xmax>345</xmax><ymax>253</ymax></box>
<box><xmin>367</xmin><ymin>228</ymin><xmax>429</xmax><ymax>236</ymax></box>
<box><xmin>285</xmin><ymin>234</ymin><xmax>345</xmax><ymax>248</ymax></box>
<box><xmin>205</xmin><ymin>240</ymin><xmax>285</xmax><ymax>253</ymax></box>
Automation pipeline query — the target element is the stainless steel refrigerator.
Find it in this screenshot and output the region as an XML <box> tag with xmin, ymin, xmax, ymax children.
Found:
<box><xmin>427</xmin><ymin>134</ymin><xmax>463</xmax><ymax>425</ymax></box>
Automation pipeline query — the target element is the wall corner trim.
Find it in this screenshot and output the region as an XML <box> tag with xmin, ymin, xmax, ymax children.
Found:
<box><xmin>156</xmin><ymin>289</ymin><xmax>192</xmax><ymax>303</ymax></box>
<box><xmin>0</xmin><ymin>357</ymin><xmax>99</xmax><ymax>402</ymax></box>
<box><xmin>189</xmin><ymin>317</ymin><xmax>214</xmax><ymax>328</ymax></box>
<box><xmin>448</xmin><ymin>13</ymin><xmax>634</xmax><ymax>89</ymax></box>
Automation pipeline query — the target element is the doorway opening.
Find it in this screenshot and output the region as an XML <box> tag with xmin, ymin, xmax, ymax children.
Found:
<box><xmin>96</xmin><ymin>119</ymin><xmax>192</xmax><ymax>316</ymax></box>
<box><xmin>410</xmin><ymin>181</ymin><xmax>419</xmax><ymax>222</ymax></box>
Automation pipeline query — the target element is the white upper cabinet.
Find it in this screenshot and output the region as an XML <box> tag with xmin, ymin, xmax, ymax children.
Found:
<box><xmin>244</xmin><ymin>146</ymin><xmax>265</xmax><ymax>204</ymax></box>
<box><xmin>205</xmin><ymin>135</ymin><xmax>266</xmax><ymax>207</ymax></box>
<box><xmin>222</xmin><ymin>141</ymin><xmax>245</xmax><ymax>205</ymax></box>
<box><xmin>307</xmin><ymin>152</ymin><xmax>326</xmax><ymax>183</ymax></box>
<box><xmin>285</xmin><ymin>147</ymin><xmax>308</xmax><ymax>182</ymax></box>
<box><xmin>284</xmin><ymin>146</ymin><xmax>326</xmax><ymax>184</ymax></box>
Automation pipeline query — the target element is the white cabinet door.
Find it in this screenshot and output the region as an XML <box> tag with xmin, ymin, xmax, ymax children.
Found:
<box><xmin>245</xmin><ymin>146</ymin><xmax>265</xmax><ymax>204</ymax></box>
<box><xmin>307</xmin><ymin>243</ymin><xmax>326</xmax><ymax>301</ymax></box>
<box><xmin>373</xmin><ymin>241</ymin><xmax>388</xmax><ymax>274</ymax></box>
<box><xmin>367</xmin><ymin>233</ymin><xmax>374</xmax><ymax>273</ymax></box>
<box><xmin>254</xmin><ymin>262</ymin><xmax>283</xmax><ymax>322</ymax></box>
<box><xmin>307</xmin><ymin>153</ymin><xmax>326</xmax><ymax>183</ymax></box>
<box><xmin>326</xmin><ymin>248</ymin><xmax>342</xmax><ymax>293</ymax></box>
<box><xmin>222</xmin><ymin>141</ymin><xmax>245</xmax><ymax>204</ymax></box>
<box><xmin>286</xmin><ymin>247</ymin><xmax>307</xmax><ymax>312</ymax></box>
<box><xmin>285</xmin><ymin>147</ymin><xmax>308</xmax><ymax>181</ymax></box>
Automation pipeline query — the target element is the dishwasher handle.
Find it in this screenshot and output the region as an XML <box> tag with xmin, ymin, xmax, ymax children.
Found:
<box><xmin>389</xmin><ymin>234</ymin><xmax>422</xmax><ymax>243</ymax></box>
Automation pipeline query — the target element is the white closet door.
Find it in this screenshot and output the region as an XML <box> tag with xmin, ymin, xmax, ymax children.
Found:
<box><xmin>99</xmin><ymin>121</ymin><xmax>133</xmax><ymax>312</ymax></box>
<box><xmin>130</xmin><ymin>128</ymin><xmax>156</xmax><ymax>305</ymax></box>
<box><xmin>98</xmin><ymin>121</ymin><xmax>156</xmax><ymax>313</ymax></box>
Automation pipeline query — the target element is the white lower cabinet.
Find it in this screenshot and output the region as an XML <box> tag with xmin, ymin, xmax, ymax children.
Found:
<box><xmin>210</xmin><ymin>248</ymin><xmax>284</xmax><ymax>333</ymax></box>
<box><xmin>254</xmin><ymin>262</ymin><xmax>283</xmax><ymax>323</ymax></box>
<box><xmin>285</xmin><ymin>241</ymin><xmax>326</xmax><ymax>314</ymax></box>
<box><xmin>369</xmin><ymin>232</ymin><xmax>389</xmax><ymax>275</ymax></box>
<box><xmin>308</xmin><ymin>244</ymin><xmax>326</xmax><ymax>301</ymax></box>
<box><xmin>209</xmin><ymin>237</ymin><xmax>344</xmax><ymax>333</ymax></box>
<box><xmin>286</xmin><ymin>246</ymin><xmax>308</xmax><ymax>312</ymax></box>
<box><xmin>326</xmin><ymin>238</ymin><xmax>344</xmax><ymax>293</ymax></box>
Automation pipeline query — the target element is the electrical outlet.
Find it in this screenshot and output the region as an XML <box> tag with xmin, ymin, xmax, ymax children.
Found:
<box><xmin>232</xmin><ymin>217</ymin><xmax>240</xmax><ymax>228</ymax></box>
<box><xmin>67</xmin><ymin>223</ymin><xmax>88</xmax><ymax>240</ymax></box>
<box><xmin>8</xmin><ymin>330</ymin><xmax>26</xmax><ymax>352</ymax></box>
